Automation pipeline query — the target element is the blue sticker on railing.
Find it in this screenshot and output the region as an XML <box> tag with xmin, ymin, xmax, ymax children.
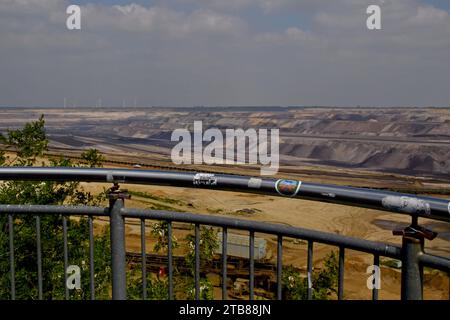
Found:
<box><xmin>275</xmin><ymin>179</ymin><xmax>301</xmax><ymax>197</ymax></box>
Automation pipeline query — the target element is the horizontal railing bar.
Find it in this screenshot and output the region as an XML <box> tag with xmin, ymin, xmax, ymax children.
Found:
<box><xmin>0</xmin><ymin>203</ymin><xmax>406</xmax><ymax>259</ymax></box>
<box><xmin>0</xmin><ymin>205</ymin><xmax>109</xmax><ymax>216</ymax></box>
<box><xmin>0</xmin><ymin>167</ymin><xmax>448</xmax><ymax>222</ymax></box>
<box><xmin>420</xmin><ymin>253</ymin><xmax>450</xmax><ymax>271</ymax></box>
<box><xmin>121</xmin><ymin>208</ymin><xmax>402</xmax><ymax>259</ymax></box>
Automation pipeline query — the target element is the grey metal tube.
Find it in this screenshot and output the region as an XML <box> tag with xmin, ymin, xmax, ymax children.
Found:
<box><xmin>8</xmin><ymin>214</ymin><xmax>15</xmax><ymax>300</ymax></box>
<box><xmin>195</xmin><ymin>224</ymin><xmax>200</xmax><ymax>300</ymax></box>
<box><xmin>109</xmin><ymin>198</ymin><xmax>127</xmax><ymax>300</ymax></box>
<box><xmin>140</xmin><ymin>218</ymin><xmax>147</xmax><ymax>300</ymax></box>
<box><xmin>249</xmin><ymin>231</ymin><xmax>254</xmax><ymax>300</ymax></box>
<box><xmin>373</xmin><ymin>254</ymin><xmax>380</xmax><ymax>301</ymax></box>
<box><xmin>88</xmin><ymin>216</ymin><xmax>95</xmax><ymax>300</ymax></box>
<box><xmin>167</xmin><ymin>221</ymin><xmax>173</xmax><ymax>300</ymax></box>
<box><xmin>401</xmin><ymin>237</ymin><xmax>423</xmax><ymax>300</ymax></box>
<box><xmin>277</xmin><ymin>235</ymin><xmax>282</xmax><ymax>300</ymax></box>
<box><xmin>0</xmin><ymin>167</ymin><xmax>448</xmax><ymax>222</ymax></box>
<box><xmin>307</xmin><ymin>241</ymin><xmax>313</xmax><ymax>300</ymax></box>
<box><xmin>222</xmin><ymin>227</ymin><xmax>227</xmax><ymax>300</ymax></box>
<box><xmin>338</xmin><ymin>247</ymin><xmax>345</xmax><ymax>300</ymax></box>
<box><xmin>36</xmin><ymin>216</ymin><xmax>43</xmax><ymax>300</ymax></box>
<box><xmin>63</xmin><ymin>216</ymin><xmax>69</xmax><ymax>299</ymax></box>
<box><xmin>419</xmin><ymin>253</ymin><xmax>450</xmax><ymax>272</ymax></box>
<box><xmin>0</xmin><ymin>204</ymin><xmax>109</xmax><ymax>216</ymax></box>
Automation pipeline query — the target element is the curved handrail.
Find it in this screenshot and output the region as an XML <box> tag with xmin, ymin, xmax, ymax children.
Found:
<box><xmin>0</xmin><ymin>167</ymin><xmax>449</xmax><ymax>222</ymax></box>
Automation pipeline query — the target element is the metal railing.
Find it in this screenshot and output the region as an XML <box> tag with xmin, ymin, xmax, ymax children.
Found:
<box><xmin>1</xmin><ymin>167</ymin><xmax>450</xmax><ymax>300</ymax></box>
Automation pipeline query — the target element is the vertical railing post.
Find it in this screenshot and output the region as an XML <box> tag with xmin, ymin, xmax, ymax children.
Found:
<box><xmin>8</xmin><ymin>215</ymin><xmax>16</xmax><ymax>300</ymax></box>
<box><xmin>400</xmin><ymin>235</ymin><xmax>423</xmax><ymax>300</ymax></box>
<box><xmin>108</xmin><ymin>184</ymin><xmax>129</xmax><ymax>300</ymax></box>
<box><xmin>394</xmin><ymin>216</ymin><xmax>437</xmax><ymax>300</ymax></box>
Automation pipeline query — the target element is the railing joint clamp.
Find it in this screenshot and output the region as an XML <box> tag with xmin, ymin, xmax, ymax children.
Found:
<box><xmin>393</xmin><ymin>224</ymin><xmax>437</xmax><ymax>241</ymax></box>
<box><xmin>107</xmin><ymin>183</ymin><xmax>131</xmax><ymax>201</ymax></box>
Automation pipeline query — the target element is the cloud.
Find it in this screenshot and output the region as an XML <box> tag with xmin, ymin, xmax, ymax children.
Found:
<box><xmin>408</xmin><ymin>5</ymin><xmax>450</xmax><ymax>26</ymax></box>
<box><xmin>254</xmin><ymin>27</ymin><xmax>323</xmax><ymax>48</ymax></box>
<box><xmin>80</xmin><ymin>4</ymin><xmax>246</xmax><ymax>37</ymax></box>
<box><xmin>0</xmin><ymin>0</ymin><xmax>449</xmax><ymax>107</ymax></box>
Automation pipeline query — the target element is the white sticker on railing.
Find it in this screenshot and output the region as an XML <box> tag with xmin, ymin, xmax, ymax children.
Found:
<box><xmin>106</xmin><ymin>171</ymin><xmax>125</xmax><ymax>183</ymax></box>
<box><xmin>193</xmin><ymin>173</ymin><xmax>217</xmax><ymax>186</ymax></box>
<box><xmin>321</xmin><ymin>192</ymin><xmax>336</xmax><ymax>198</ymax></box>
<box><xmin>248</xmin><ymin>178</ymin><xmax>262</xmax><ymax>189</ymax></box>
<box><xmin>381</xmin><ymin>196</ymin><xmax>431</xmax><ymax>215</ymax></box>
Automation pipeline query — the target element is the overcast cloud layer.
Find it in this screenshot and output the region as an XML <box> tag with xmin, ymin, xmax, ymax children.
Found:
<box><xmin>0</xmin><ymin>0</ymin><xmax>449</xmax><ymax>107</ymax></box>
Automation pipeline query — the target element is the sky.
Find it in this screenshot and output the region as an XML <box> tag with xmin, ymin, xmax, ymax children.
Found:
<box><xmin>0</xmin><ymin>0</ymin><xmax>450</xmax><ymax>108</ymax></box>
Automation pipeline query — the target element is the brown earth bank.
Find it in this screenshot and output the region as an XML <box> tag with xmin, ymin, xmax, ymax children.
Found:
<box><xmin>1</xmin><ymin>106</ymin><xmax>449</xmax><ymax>179</ymax></box>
